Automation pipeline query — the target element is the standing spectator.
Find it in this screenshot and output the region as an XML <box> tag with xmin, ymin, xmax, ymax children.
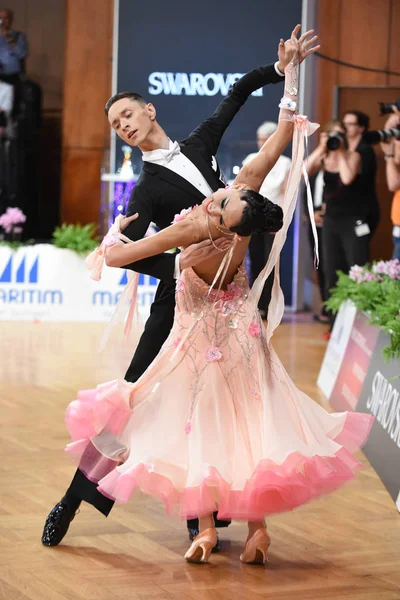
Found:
<box><xmin>390</xmin><ymin>189</ymin><xmax>400</xmax><ymax>259</ymax></box>
<box><xmin>243</xmin><ymin>121</ymin><xmax>291</xmax><ymax>317</ymax></box>
<box><xmin>0</xmin><ymin>7</ymin><xmax>28</xmax><ymax>118</ymax></box>
<box><xmin>342</xmin><ymin>110</ymin><xmax>380</xmax><ymax>234</ymax></box>
<box><xmin>0</xmin><ymin>8</ymin><xmax>28</xmax><ymax>77</ymax></box>
<box><xmin>306</xmin><ymin>119</ymin><xmax>368</xmax><ymax>330</ymax></box>
<box><xmin>0</xmin><ymin>79</ymin><xmax>13</xmax><ymax>215</ymax></box>
<box><xmin>380</xmin><ymin>107</ymin><xmax>400</xmax><ymax>258</ymax></box>
<box><xmin>306</xmin><ymin>121</ymin><xmax>347</xmax><ymax>325</ymax></box>
<box><xmin>0</xmin><ymin>8</ymin><xmax>41</xmax><ymax>239</ymax></box>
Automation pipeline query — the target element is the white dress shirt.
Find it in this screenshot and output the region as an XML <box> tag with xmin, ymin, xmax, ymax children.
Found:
<box><xmin>0</xmin><ymin>81</ymin><xmax>13</xmax><ymax>114</ymax></box>
<box><xmin>142</xmin><ymin>139</ymin><xmax>214</xmax><ymax>197</ymax></box>
<box><xmin>142</xmin><ymin>139</ymin><xmax>215</xmax><ymax>278</ymax></box>
<box><xmin>274</xmin><ymin>61</ymin><xmax>285</xmax><ymax>77</ymax></box>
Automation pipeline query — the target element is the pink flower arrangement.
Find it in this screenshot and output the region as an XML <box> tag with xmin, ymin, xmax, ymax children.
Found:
<box><xmin>349</xmin><ymin>265</ymin><xmax>377</xmax><ymax>283</ymax></box>
<box><xmin>249</xmin><ymin>322</ymin><xmax>261</xmax><ymax>337</ymax></box>
<box><xmin>172</xmin><ymin>205</ymin><xmax>198</xmax><ymax>224</ymax></box>
<box><xmin>372</xmin><ymin>259</ymin><xmax>400</xmax><ymax>280</ymax></box>
<box><xmin>349</xmin><ymin>260</ymin><xmax>400</xmax><ymax>283</ymax></box>
<box><xmin>0</xmin><ymin>207</ymin><xmax>26</xmax><ymax>234</ymax></box>
<box><xmin>349</xmin><ymin>265</ymin><xmax>365</xmax><ymax>283</ymax></box>
<box><xmin>205</xmin><ymin>347</ymin><xmax>222</xmax><ymax>362</ymax></box>
<box><xmin>332</xmin><ymin>260</ymin><xmax>400</xmax><ymax>362</ymax></box>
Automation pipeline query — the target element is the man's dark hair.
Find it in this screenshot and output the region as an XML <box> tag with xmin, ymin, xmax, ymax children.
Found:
<box><xmin>105</xmin><ymin>92</ymin><xmax>147</xmax><ymax>116</ymax></box>
<box><xmin>344</xmin><ymin>110</ymin><xmax>370</xmax><ymax>131</ymax></box>
<box><xmin>230</xmin><ymin>189</ymin><xmax>283</xmax><ymax>237</ymax></box>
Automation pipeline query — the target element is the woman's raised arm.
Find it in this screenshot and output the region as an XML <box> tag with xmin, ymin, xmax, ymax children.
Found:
<box><xmin>234</xmin><ymin>48</ymin><xmax>299</xmax><ymax>194</ymax></box>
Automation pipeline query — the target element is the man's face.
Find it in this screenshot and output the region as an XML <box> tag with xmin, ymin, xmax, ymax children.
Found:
<box><xmin>108</xmin><ymin>98</ymin><xmax>156</xmax><ymax>147</ymax></box>
<box><xmin>343</xmin><ymin>113</ymin><xmax>364</xmax><ymax>139</ymax></box>
<box><xmin>0</xmin><ymin>9</ymin><xmax>12</xmax><ymax>29</ymax></box>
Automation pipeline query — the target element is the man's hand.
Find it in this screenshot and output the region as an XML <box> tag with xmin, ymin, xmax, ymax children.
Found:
<box><xmin>119</xmin><ymin>212</ymin><xmax>139</xmax><ymax>232</ymax></box>
<box><xmin>317</xmin><ymin>132</ymin><xmax>328</xmax><ymax>156</ymax></box>
<box><xmin>179</xmin><ymin>238</ymin><xmax>231</xmax><ymax>271</ymax></box>
<box><xmin>314</xmin><ymin>210</ymin><xmax>324</xmax><ymax>227</ymax></box>
<box><xmin>277</xmin><ymin>24</ymin><xmax>320</xmax><ymax>71</ymax></box>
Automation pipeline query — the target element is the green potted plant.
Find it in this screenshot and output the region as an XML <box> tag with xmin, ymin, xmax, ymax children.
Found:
<box><xmin>326</xmin><ymin>260</ymin><xmax>400</xmax><ymax>361</ymax></box>
<box><xmin>52</xmin><ymin>223</ymin><xmax>98</xmax><ymax>255</ymax></box>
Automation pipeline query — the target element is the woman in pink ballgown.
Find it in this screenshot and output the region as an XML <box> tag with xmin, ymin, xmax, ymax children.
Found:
<box><xmin>65</xmin><ymin>49</ymin><xmax>373</xmax><ymax>565</ymax></box>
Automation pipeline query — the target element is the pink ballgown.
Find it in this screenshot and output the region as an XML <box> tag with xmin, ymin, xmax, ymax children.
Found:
<box><xmin>64</xmin><ymin>116</ymin><xmax>373</xmax><ymax>521</ymax></box>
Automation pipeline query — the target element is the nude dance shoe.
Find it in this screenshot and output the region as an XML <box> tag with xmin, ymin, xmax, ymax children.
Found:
<box><xmin>240</xmin><ymin>527</ymin><xmax>271</xmax><ymax>565</ymax></box>
<box><xmin>184</xmin><ymin>527</ymin><xmax>217</xmax><ymax>563</ymax></box>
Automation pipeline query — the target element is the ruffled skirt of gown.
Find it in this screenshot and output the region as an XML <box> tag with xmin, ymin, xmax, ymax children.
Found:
<box><xmin>65</xmin><ymin>265</ymin><xmax>373</xmax><ymax>521</ymax></box>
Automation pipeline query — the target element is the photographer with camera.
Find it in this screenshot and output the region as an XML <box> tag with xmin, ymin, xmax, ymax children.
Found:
<box><xmin>380</xmin><ymin>106</ymin><xmax>400</xmax><ymax>258</ymax></box>
<box><xmin>307</xmin><ymin>118</ymin><xmax>371</xmax><ymax>330</ymax></box>
<box><xmin>343</xmin><ymin>110</ymin><xmax>380</xmax><ymax>234</ymax></box>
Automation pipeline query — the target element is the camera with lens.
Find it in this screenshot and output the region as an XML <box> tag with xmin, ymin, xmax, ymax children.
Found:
<box><xmin>363</xmin><ymin>127</ymin><xmax>400</xmax><ymax>146</ymax></box>
<box><xmin>379</xmin><ymin>99</ymin><xmax>400</xmax><ymax>116</ymax></box>
<box><xmin>326</xmin><ymin>131</ymin><xmax>346</xmax><ymax>151</ymax></box>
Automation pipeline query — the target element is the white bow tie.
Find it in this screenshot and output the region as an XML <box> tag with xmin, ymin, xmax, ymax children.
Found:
<box><xmin>163</xmin><ymin>140</ymin><xmax>181</xmax><ymax>163</ymax></box>
<box><xmin>142</xmin><ymin>140</ymin><xmax>181</xmax><ymax>164</ymax></box>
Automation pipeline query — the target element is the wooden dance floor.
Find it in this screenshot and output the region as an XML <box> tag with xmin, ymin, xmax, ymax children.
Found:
<box><xmin>1</xmin><ymin>320</ymin><xmax>399</xmax><ymax>600</ymax></box>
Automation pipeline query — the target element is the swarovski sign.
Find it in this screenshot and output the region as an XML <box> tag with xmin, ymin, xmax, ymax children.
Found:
<box><xmin>366</xmin><ymin>370</ymin><xmax>400</xmax><ymax>449</ymax></box>
<box><xmin>148</xmin><ymin>72</ymin><xmax>263</xmax><ymax>97</ymax></box>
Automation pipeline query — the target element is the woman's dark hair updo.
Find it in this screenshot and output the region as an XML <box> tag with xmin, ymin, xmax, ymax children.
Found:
<box><xmin>230</xmin><ymin>189</ymin><xmax>284</xmax><ymax>237</ymax></box>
